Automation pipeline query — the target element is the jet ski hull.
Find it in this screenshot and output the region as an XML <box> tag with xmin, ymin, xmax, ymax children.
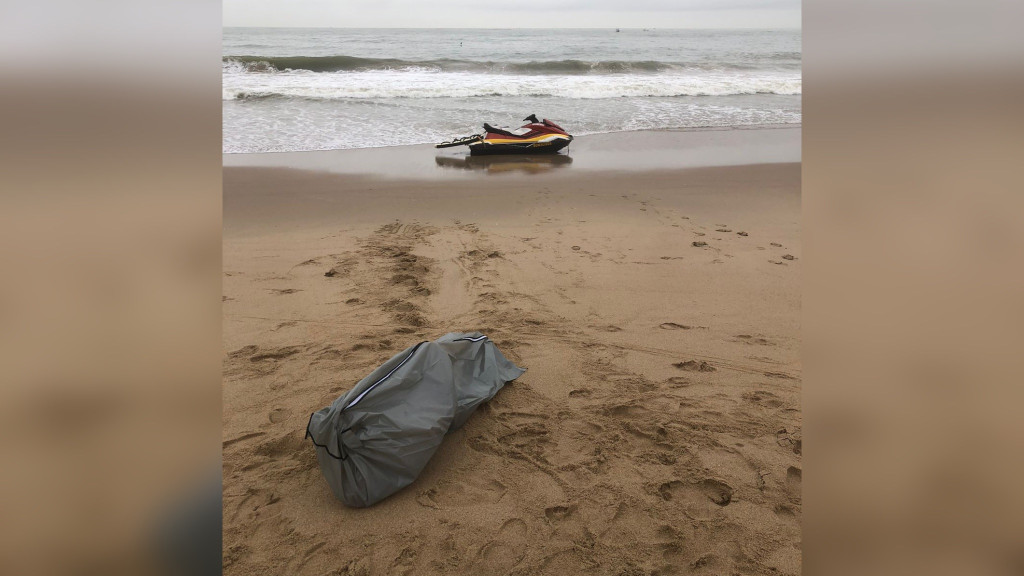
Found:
<box><xmin>469</xmin><ymin>136</ymin><xmax>572</xmax><ymax>156</ymax></box>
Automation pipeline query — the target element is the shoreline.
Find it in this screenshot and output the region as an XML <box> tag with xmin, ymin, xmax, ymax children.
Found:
<box><xmin>221</xmin><ymin>123</ymin><xmax>802</xmax><ymax>156</ymax></box>
<box><xmin>223</xmin><ymin>125</ymin><xmax>801</xmax><ymax>180</ymax></box>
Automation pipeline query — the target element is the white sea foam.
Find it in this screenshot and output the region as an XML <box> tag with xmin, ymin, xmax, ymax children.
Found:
<box><xmin>223</xmin><ymin>69</ymin><xmax>801</xmax><ymax>101</ymax></box>
<box><xmin>221</xmin><ymin>94</ymin><xmax>801</xmax><ymax>153</ymax></box>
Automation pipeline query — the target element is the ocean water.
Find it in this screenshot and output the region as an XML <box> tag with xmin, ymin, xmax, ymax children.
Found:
<box><xmin>223</xmin><ymin>28</ymin><xmax>801</xmax><ymax>153</ymax></box>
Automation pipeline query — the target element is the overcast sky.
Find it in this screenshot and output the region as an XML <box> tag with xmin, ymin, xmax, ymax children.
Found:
<box><xmin>223</xmin><ymin>0</ymin><xmax>801</xmax><ymax>29</ymax></box>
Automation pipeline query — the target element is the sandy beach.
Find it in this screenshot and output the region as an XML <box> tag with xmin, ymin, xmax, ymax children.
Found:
<box><xmin>223</xmin><ymin>129</ymin><xmax>802</xmax><ymax>575</ymax></box>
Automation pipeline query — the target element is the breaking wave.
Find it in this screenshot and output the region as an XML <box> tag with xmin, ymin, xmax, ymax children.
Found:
<box><xmin>223</xmin><ymin>54</ymin><xmax>799</xmax><ymax>75</ymax></box>
<box><xmin>223</xmin><ymin>70</ymin><xmax>801</xmax><ymax>101</ymax></box>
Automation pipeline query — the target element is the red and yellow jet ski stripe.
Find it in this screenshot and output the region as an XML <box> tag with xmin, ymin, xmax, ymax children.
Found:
<box><xmin>481</xmin><ymin>133</ymin><xmax>572</xmax><ymax>145</ymax></box>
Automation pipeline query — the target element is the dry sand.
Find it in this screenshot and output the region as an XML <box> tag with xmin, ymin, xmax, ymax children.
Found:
<box><xmin>223</xmin><ymin>144</ymin><xmax>802</xmax><ymax>575</ymax></box>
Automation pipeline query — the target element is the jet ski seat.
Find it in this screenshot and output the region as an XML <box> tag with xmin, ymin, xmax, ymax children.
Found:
<box><xmin>483</xmin><ymin>123</ymin><xmax>519</xmax><ymax>138</ymax></box>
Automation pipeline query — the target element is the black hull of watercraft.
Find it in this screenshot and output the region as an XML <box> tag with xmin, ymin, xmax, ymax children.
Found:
<box><xmin>469</xmin><ymin>138</ymin><xmax>571</xmax><ymax>156</ymax></box>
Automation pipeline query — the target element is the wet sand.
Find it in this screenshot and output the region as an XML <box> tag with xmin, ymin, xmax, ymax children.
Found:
<box><xmin>223</xmin><ymin>130</ymin><xmax>802</xmax><ymax>575</ymax></box>
<box><xmin>223</xmin><ymin>125</ymin><xmax>801</xmax><ymax>178</ymax></box>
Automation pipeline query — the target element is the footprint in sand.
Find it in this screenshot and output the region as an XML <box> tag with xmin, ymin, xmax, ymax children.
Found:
<box><xmin>658</xmin><ymin>479</ymin><xmax>734</xmax><ymax>520</ymax></box>
<box><xmin>228</xmin><ymin>345</ymin><xmax>259</xmax><ymax>359</ymax></box>
<box><xmin>289</xmin><ymin>540</ymin><xmax>329</xmax><ymax>574</ymax></box>
<box><xmin>636</xmin><ymin>450</ymin><xmax>678</xmax><ymax>466</ymax></box>
<box><xmin>665</xmin><ymin>376</ymin><xmax>691</xmax><ymax>388</ymax></box>
<box><xmin>774</xmin><ymin>503</ymin><xmax>799</xmax><ymax>524</ymax></box>
<box><xmin>387</xmin><ymin>546</ymin><xmax>418</xmax><ymax>576</ymax></box>
<box><xmin>786</xmin><ymin>466</ymin><xmax>802</xmax><ymax>494</ymax></box>
<box><xmin>660</xmin><ymin>479</ymin><xmax>733</xmax><ymax>506</ymax></box>
<box><xmin>473</xmin><ymin>518</ymin><xmax>528</xmax><ymax>572</ymax></box>
<box><xmin>324</xmin><ymin>266</ymin><xmax>347</xmax><ymax>277</ymax></box>
<box><xmin>268</xmin><ymin>407</ymin><xmax>290</xmax><ymax>424</ymax></box>
<box><xmin>416</xmin><ymin>477</ymin><xmax>508</xmax><ymax>509</ymax></box>
<box><xmin>254</xmin><ymin>433</ymin><xmax>305</xmax><ymax>458</ymax></box>
<box><xmin>673</xmin><ymin>360</ymin><xmax>716</xmax><ymax>372</ymax></box>
<box><xmin>657</xmin><ymin>539</ymin><xmax>685</xmax><ymax>561</ymax></box>
<box><xmin>222</xmin><ymin>431</ymin><xmax>265</xmax><ymax>449</ymax></box>
<box><xmin>690</xmin><ymin>553</ymin><xmax>733</xmax><ymax>573</ymax></box>
<box><xmin>604</xmin><ymin>402</ymin><xmax>652</xmax><ymax>419</ymax></box>
<box><xmin>544</xmin><ymin>504</ymin><xmax>578</xmax><ymax>525</ymax></box>
<box><xmin>742</xmin><ymin>390</ymin><xmax>785</xmax><ymax>408</ymax></box>
<box><xmin>269</xmin><ymin>288</ymin><xmax>301</xmax><ymax>295</ymax></box>
<box><xmin>776</xmin><ymin>428</ymin><xmax>803</xmax><ymax>455</ymax></box>
<box><xmin>734</xmin><ymin>334</ymin><xmax>773</xmax><ymax>346</ymax></box>
<box><xmin>660</xmin><ymin>322</ymin><xmax>693</xmax><ymax>330</ymax></box>
<box><xmin>315</xmin><ymin>347</ymin><xmax>345</xmax><ymax>361</ymax></box>
<box><xmin>249</xmin><ymin>346</ymin><xmax>302</xmax><ymax>362</ymax></box>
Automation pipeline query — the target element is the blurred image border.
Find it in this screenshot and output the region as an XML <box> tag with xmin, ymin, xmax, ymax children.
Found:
<box><xmin>1</xmin><ymin>0</ymin><xmax>1022</xmax><ymax>574</ymax></box>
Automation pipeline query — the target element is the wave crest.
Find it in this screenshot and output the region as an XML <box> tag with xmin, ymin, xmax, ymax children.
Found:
<box><xmin>222</xmin><ymin>55</ymin><xmax>798</xmax><ymax>75</ymax></box>
<box><xmin>222</xmin><ymin>72</ymin><xmax>801</xmax><ymax>101</ymax></box>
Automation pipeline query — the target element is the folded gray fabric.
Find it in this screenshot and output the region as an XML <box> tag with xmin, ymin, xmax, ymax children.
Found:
<box><xmin>305</xmin><ymin>332</ymin><xmax>525</xmax><ymax>507</ymax></box>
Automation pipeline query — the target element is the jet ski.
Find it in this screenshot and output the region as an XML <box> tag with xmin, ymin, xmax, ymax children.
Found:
<box><xmin>436</xmin><ymin>114</ymin><xmax>573</xmax><ymax>156</ymax></box>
